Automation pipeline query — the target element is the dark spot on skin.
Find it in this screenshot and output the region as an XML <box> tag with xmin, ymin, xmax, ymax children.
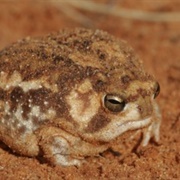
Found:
<box><xmin>52</xmin><ymin>94</ymin><xmax>68</xmax><ymax>117</ymax></box>
<box><xmin>9</xmin><ymin>87</ymin><xmax>24</xmax><ymax>113</ymax></box>
<box><xmin>40</xmin><ymin>52</ymin><xmax>48</xmax><ymax>60</ymax></box>
<box><xmin>73</xmin><ymin>39</ymin><xmax>92</xmax><ymax>51</ymax></box>
<box><xmin>18</xmin><ymin>125</ymin><xmax>27</xmax><ymax>134</ymax></box>
<box><xmin>97</xmin><ymin>49</ymin><xmax>106</xmax><ymax>60</ymax></box>
<box><xmin>96</xmin><ymin>80</ymin><xmax>104</xmax><ymax>87</ymax></box>
<box><xmin>121</xmin><ymin>75</ymin><xmax>131</xmax><ymax>84</ymax></box>
<box><xmin>137</xmin><ymin>88</ymin><xmax>149</xmax><ymax>98</ymax></box>
<box><xmin>22</xmin><ymin>102</ymin><xmax>31</xmax><ymax>120</ymax></box>
<box><xmin>10</xmin><ymin>87</ymin><xmax>24</xmax><ymax>103</ymax></box>
<box><xmin>65</xmin><ymin>58</ymin><xmax>75</xmax><ymax>67</ymax></box>
<box><xmin>86</xmin><ymin>115</ymin><xmax>110</xmax><ymax>133</ymax></box>
<box><xmin>53</xmin><ymin>55</ymin><xmax>65</xmax><ymax>65</ymax></box>
<box><xmin>126</xmin><ymin>94</ymin><xmax>139</xmax><ymax>102</ymax></box>
<box><xmin>35</xmin><ymin>48</ymin><xmax>49</xmax><ymax>60</ymax></box>
<box><xmin>28</xmin><ymin>88</ymin><xmax>51</xmax><ymax>107</ymax></box>
<box><xmin>3</xmin><ymin>114</ymin><xmax>10</xmax><ymax>122</ymax></box>
<box><xmin>21</xmin><ymin>71</ymin><xmax>37</xmax><ymax>81</ymax></box>
<box><xmin>0</xmin><ymin>88</ymin><xmax>6</xmax><ymax>100</ymax></box>
<box><xmin>77</xmin><ymin>91</ymin><xmax>92</xmax><ymax>114</ymax></box>
<box><xmin>93</xmin><ymin>80</ymin><xmax>105</xmax><ymax>92</ymax></box>
<box><xmin>82</xmin><ymin>40</ymin><xmax>92</xmax><ymax>49</ymax></box>
<box><xmin>9</xmin><ymin>87</ymin><xmax>52</xmax><ymax>118</ymax></box>
<box><xmin>99</xmin><ymin>53</ymin><xmax>106</xmax><ymax>60</ymax></box>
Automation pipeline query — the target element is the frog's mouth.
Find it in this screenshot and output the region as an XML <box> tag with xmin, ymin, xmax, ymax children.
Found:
<box><xmin>118</xmin><ymin>116</ymin><xmax>152</xmax><ymax>133</ymax></box>
<box><xmin>97</xmin><ymin>116</ymin><xmax>152</xmax><ymax>142</ymax></box>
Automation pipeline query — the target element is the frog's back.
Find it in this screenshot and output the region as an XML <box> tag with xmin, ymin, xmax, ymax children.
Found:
<box><xmin>0</xmin><ymin>28</ymin><xmax>144</xmax><ymax>82</ymax></box>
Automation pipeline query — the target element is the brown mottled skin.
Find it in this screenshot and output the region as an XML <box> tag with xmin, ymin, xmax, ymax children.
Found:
<box><xmin>0</xmin><ymin>28</ymin><xmax>160</xmax><ymax>166</ymax></box>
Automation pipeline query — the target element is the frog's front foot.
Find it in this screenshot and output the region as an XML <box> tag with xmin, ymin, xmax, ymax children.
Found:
<box><xmin>141</xmin><ymin>102</ymin><xmax>162</xmax><ymax>146</ymax></box>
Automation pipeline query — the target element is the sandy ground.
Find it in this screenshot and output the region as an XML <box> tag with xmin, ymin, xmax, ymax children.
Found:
<box><xmin>0</xmin><ymin>0</ymin><xmax>179</xmax><ymax>179</ymax></box>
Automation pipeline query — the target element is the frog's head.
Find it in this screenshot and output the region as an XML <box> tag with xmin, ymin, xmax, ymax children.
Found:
<box><xmin>64</xmin><ymin>29</ymin><xmax>160</xmax><ymax>142</ymax></box>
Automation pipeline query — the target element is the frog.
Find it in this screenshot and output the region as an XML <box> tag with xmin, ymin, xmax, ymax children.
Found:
<box><xmin>0</xmin><ymin>28</ymin><xmax>161</xmax><ymax>166</ymax></box>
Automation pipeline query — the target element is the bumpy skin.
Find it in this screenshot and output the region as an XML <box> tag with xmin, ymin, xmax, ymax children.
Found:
<box><xmin>0</xmin><ymin>28</ymin><xmax>161</xmax><ymax>166</ymax></box>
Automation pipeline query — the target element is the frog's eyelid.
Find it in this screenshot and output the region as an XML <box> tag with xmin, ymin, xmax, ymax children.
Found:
<box><xmin>154</xmin><ymin>82</ymin><xmax>160</xmax><ymax>99</ymax></box>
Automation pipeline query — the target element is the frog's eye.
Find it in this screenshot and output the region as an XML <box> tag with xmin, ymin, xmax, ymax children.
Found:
<box><xmin>154</xmin><ymin>82</ymin><xmax>160</xmax><ymax>99</ymax></box>
<box><xmin>104</xmin><ymin>94</ymin><xmax>125</xmax><ymax>112</ymax></box>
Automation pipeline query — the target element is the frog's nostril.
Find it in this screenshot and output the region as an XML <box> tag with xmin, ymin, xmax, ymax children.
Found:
<box><xmin>138</xmin><ymin>99</ymin><xmax>153</xmax><ymax>118</ymax></box>
<box><xmin>138</xmin><ymin>106</ymin><xmax>143</xmax><ymax>113</ymax></box>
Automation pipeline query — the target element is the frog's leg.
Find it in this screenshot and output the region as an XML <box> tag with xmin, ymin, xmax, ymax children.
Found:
<box><xmin>37</xmin><ymin>127</ymin><xmax>82</xmax><ymax>166</ymax></box>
